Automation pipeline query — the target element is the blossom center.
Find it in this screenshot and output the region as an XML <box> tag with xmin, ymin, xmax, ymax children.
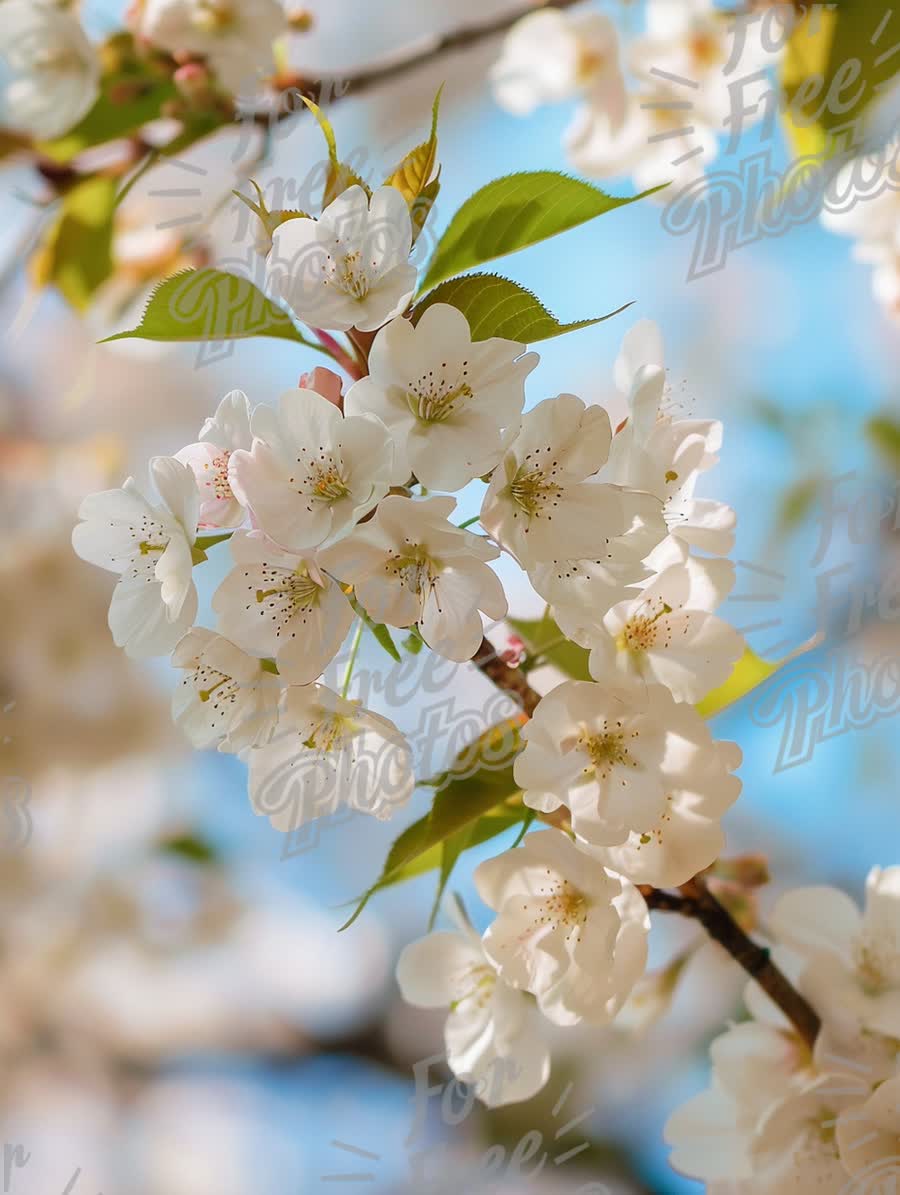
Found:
<box><xmin>305</xmin><ymin>709</ymin><xmax>355</xmax><ymax>754</ymax></box>
<box><xmin>579</xmin><ymin>724</ymin><xmax>638</xmax><ymax>779</ymax></box>
<box><xmin>386</xmin><ymin>545</ymin><xmax>437</xmax><ymax>598</ymax></box>
<box><xmin>204</xmin><ymin>450</ymin><xmax>233</xmax><ymax>500</ymax></box>
<box><xmin>291</xmin><ymin>454</ymin><xmax>351</xmax><ymax>504</ymax></box>
<box><xmin>406</xmin><ymin>373</ymin><xmax>474</xmax><ymax>424</ymax></box>
<box><xmin>507</xmin><ymin>466</ymin><xmax>562</xmax><ymax>517</ymax></box>
<box><xmin>193</xmin><ymin>665</ymin><xmax>239</xmax><ymax>708</ymax></box>
<box><xmin>618</xmin><ymin>602</ymin><xmax>672</xmax><ymax>653</ymax></box>
<box><xmin>450</xmin><ymin>964</ymin><xmax>495</xmax><ymax>1012</ymax></box>
<box><xmin>689</xmin><ymin>30</ymin><xmax>723</xmax><ymax>70</ymax></box>
<box><xmin>256</xmin><ymin>567</ymin><xmax>321</xmax><ymax>612</ymax></box>
<box><xmin>192</xmin><ymin>1</ymin><xmax>236</xmax><ymax>33</ymax></box>
<box><xmin>335</xmin><ymin>249</ymin><xmax>371</xmax><ymax>301</ymax></box>
<box><xmin>543</xmin><ymin>879</ymin><xmax>589</xmax><ymax>928</ymax></box>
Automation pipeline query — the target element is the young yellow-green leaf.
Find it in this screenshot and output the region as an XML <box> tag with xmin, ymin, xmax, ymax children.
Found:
<box><xmin>411</xmin><ymin>173</ymin><xmax>441</xmax><ymax>245</ymax></box>
<box><xmin>349</xmin><ymin>598</ymin><xmax>402</xmax><ymax>662</ymax></box>
<box><xmin>781</xmin><ymin>5</ymin><xmax>895</xmax><ymax>161</ymax></box>
<box><xmin>385</xmin><ymin>87</ymin><xmax>442</xmax><ymax>208</ymax></box>
<box><xmin>420</xmin><ymin>172</ymin><xmax>665</xmax><ymax>293</ymax></box>
<box><xmin>31</xmin><ymin>175</ymin><xmax>117</xmax><ymax>310</ymax></box>
<box><xmin>340</xmin><ymin>719</ymin><xmax>525</xmax><ymax>929</ymax></box>
<box><xmin>412</xmin><ymin>273</ymin><xmax>631</xmax><ymax>343</ymax></box>
<box><xmin>509</xmin><ymin>614</ymin><xmax>592</xmax><ymax>681</ymax></box>
<box><xmin>867</xmin><ymin>415</ymin><xmax>900</xmax><ymax>473</ymax></box>
<box><xmin>301</xmin><ymin>95</ymin><xmax>371</xmax><ymax>207</ymax></box>
<box><xmin>99</xmin><ymin>268</ymin><xmax>325</xmax><ymax>350</ymax></box>
<box><xmin>697</xmin><ymin>637</ymin><xmax>822</xmax><ymax>719</ymax></box>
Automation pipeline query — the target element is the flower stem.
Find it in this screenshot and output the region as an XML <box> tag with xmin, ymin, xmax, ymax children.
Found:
<box><xmin>458</xmin><ymin>516</ymin><xmax>481</xmax><ymax>530</ymax></box>
<box><xmin>313</xmin><ymin>329</ymin><xmax>364</xmax><ymax>381</ymax></box>
<box><xmin>342</xmin><ymin>619</ymin><xmax>365</xmax><ymax>698</ymax></box>
<box><xmin>644</xmin><ymin>876</ymin><xmax>822</xmax><ymax>1050</ymax></box>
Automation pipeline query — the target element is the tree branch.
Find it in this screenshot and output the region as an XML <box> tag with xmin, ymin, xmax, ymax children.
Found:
<box><xmin>645</xmin><ymin>876</ymin><xmax>822</xmax><ymax>1050</ymax></box>
<box><xmin>472</xmin><ymin>635</ymin><xmax>543</xmax><ymax>717</ymax></box>
<box><xmin>298</xmin><ymin>0</ymin><xmax>585</xmax><ymax>109</ymax></box>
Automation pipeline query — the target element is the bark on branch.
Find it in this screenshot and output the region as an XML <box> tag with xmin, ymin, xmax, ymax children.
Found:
<box><xmin>469</xmin><ymin>639</ymin><xmax>822</xmax><ymax>1050</ymax></box>
<box><xmin>646</xmin><ymin>877</ymin><xmax>822</xmax><ymax>1050</ymax></box>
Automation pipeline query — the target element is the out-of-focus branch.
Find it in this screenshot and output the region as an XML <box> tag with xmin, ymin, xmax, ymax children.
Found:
<box><xmin>299</xmin><ymin>0</ymin><xmax>584</xmax><ymax>106</ymax></box>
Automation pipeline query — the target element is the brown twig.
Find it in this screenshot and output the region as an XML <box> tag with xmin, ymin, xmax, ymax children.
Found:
<box><xmin>645</xmin><ymin>876</ymin><xmax>821</xmax><ymax>1050</ymax></box>
<box><xmin>472</xmin><ymin>635</ymin><xmax>543</xmax><ymax>717</ymax></box>
<box><xmin>468</xmin><ymin>639</ymin><xmax>821</xmax><ymax>1048</ymax></box>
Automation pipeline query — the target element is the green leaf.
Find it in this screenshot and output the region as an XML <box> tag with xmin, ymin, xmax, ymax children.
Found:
<box><xmin>349</xmin><ymin>598</ymin><xmax>402</xmax><ymax>663</ymax></box>
<box><xmin>32</xmin><ymin>175</ymin><xmax>117</xmax><ymax>310</ymax></box>
<box><xmin>38</xmin><ymin>62</ymin><xmax>178</xmax><ymax>164</ymax></box>
<box><xmin>158</xmin><ymin>833</ymin><xmax>219</xmax><ymax>864</ymax></box>
<box><xmin>781</xmin><ymin>5</ymin><xmax>896</xmax><ymax>160</ymax></box>
<box><xmin>386</xmin><ymin>87</ymin><xmax>442</xmax><ymax>209</ymax></box>
<box><xmin>301</xmin><ymin>96</ymin><xmax>371</xmax><ymax>207</ymax></box>
<box><xmin>697</xmin><ymin>637</ymin><xmax>821</xmax><ymax>719</ymax></box>
<box><xmin>403</xmin><ymin>627</ymin><xmax>425</xmax><ymax>655</ymax></box>
<box><xmin>420</xmin><ymin>172</ymin><xmax>664</xmax><ymax>293</ymax></box>
<box><xmin>411</xmin><ymin>173</ymin><xmax>441</xmax><ymax>245</ymax></box>
<box><xmin>412</xmin><ymin>273</ymin><xmax>630</xmax><ymax>344</ymax></box>
<box><xmin>99</xmin><ymin>268</ymin><xmax>324</xmax><ymax>349</ymax></box>
<box><xmin>509</xmin><ymin>614</ymin><xmax>592</xmax><ymax>681</ymax></box>
<box><xmin>868</xmin><ymin>415</ymin><xmax>900</xmax><ymax>472</ymax></box>
<box><xmin>341</xmin><ymin>719</ymin><xmax>525</xmax><ymax>929</ymax></box>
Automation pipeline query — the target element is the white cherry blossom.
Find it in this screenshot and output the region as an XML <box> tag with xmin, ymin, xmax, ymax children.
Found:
<box><xmin>175</xmin><ymin>390</ymin><xmax>252</xmax><ymax>529</ymax></box>
<box><xmin>212</xmin><ymin>530</ymin><xmax>354</xmax><ymax>684</ymax></box>
<box><xmin>396</xmin><ymin>919</ymin><xmax>551</xmax><ymax>1107</ymax></box>
<box><xmin>475</xmin><ymin>829</ymin><xmax>649</xmax><ymax>1025</ymax></box>
<box><xmin>665</xmin><ymin>1020</ymin><xmax>812</xmax><ymax>1185</ymax></box>
<box><xmin>481</xmin><ymin>392</ymin><xmax>663</xmax><ymax>568</ymax></box>
<box><xmin>319</xmin><ymin>495</ymin><xmax>507</xmax><ymax>662</ymax></box>
<box><xmin>605</xmin><ymin>326</ymin><xmax>736</xmax><ymax>561</ymax></box>
<box><xmin>266</xmin><ymin>185</ymin><xmax>416</xmax><ymax>333</ymax></box>
<box><xmin>491</xmin><ymin>8</ymin><xmax>626</xmax><ymax>129</ymax></box>
<box><xmin>247</xmin><ymin>684</ymin><xmax>413</xmax><ymax>832</ymax></box>
<box><xmin>629</xmin><ymin>0</ymin><xmax>778</xmax><ymax>128</ymax></box>
<box><xmin>768</xmin><ymin>867</ymin><xmax>900</xmax><ymax>1039</ymax></box>
<box><xmin>72</xmin><ymin>457</ymin><xmax>199</xmax><ymax>659</ymax></box>
<box><xmin>344</xmin><ymin>304</ymin><xmax>538</xmax><ymax>490</ymax></box>
<box><xmin>137</xmin><ymin>0</ymin><xmax>287</xmax><ymax>94</ymax></box>
<box><xmin>748</xmin><ymin>1075</ymin><xmax>857</xmax><ymax>1193</ymax></box>
<box><xmin>568</xmin><ymin>84</ymin><xmax>718</xmax><ymax>193</ymax></box>
<box><xmin>0</xmin><ymin>0</ymin><xmax>100</xmax><ymax>141</ymax></box>
<box><xmin>592</xmin><ymin>733</ymin><xmax>742</xmax><ymax>888</ymax></box>
<box><xmin>822</xmin><ymin>141</ymin><xmax>900</xmax><ymax>321</ymax></box>
<box><xmin>171</xmin><ymin>627</ymin><xmax>281</xmax><ymax>752</ymax></box>
<box><xmin>587</xmin><ymin>561</ymin><xmax>744</xmax><ymax>702</ymax></box>
<box><xmin>835</xmin><ymin>1072</ymin><xmax>900</xmax><ymax>1182</ymax></box>
<box><xmin>514</xmin><ymin>676</ymin><xmax>742</xmax><ymax>849</ymax></box>
<box><xmin>228</xmin><ymin>387</ymin><xmax>393</xmax><ymax>553</ymax></box>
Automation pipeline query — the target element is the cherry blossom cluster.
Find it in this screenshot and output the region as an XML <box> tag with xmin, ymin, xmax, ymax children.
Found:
<box><xmin>667</xmin><ymin>866</ymin><xmax>900</xmax><ymax>1191</ymax></box>
<box><xmin>491</xmin><ymin>0</ymin><xmax>781</xmax><ymax>193</ymax></box>
<box><xmin>0</xmin><ymin>0</ymin><xmax>300</xmax><ymax>142</ymax></box>
<box><xmin>72</xmin><ymin>166</ymin><xmax>750</xmax><ymax>1108</ymax></box>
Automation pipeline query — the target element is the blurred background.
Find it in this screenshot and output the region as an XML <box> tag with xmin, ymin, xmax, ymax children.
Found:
<box><xmin>1</xmin><ymin>1</ymin><xmax>899</xmax><ymax>1191</ymax></box>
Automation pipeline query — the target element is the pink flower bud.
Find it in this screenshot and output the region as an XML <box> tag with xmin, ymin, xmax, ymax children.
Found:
<box><xmin>501</xmin><ymin>634</ymin><xmax>526</xmax><ymax>667</ymax></box>
<box><xmin>174</xmin><ymin>62</ymin><xmax>212</xmax><ymax>99</ymax></box>
<box><xmin>300</xmin><ymin>367</ymin><xmax>344</xmax><ymax>411</ymax></box>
